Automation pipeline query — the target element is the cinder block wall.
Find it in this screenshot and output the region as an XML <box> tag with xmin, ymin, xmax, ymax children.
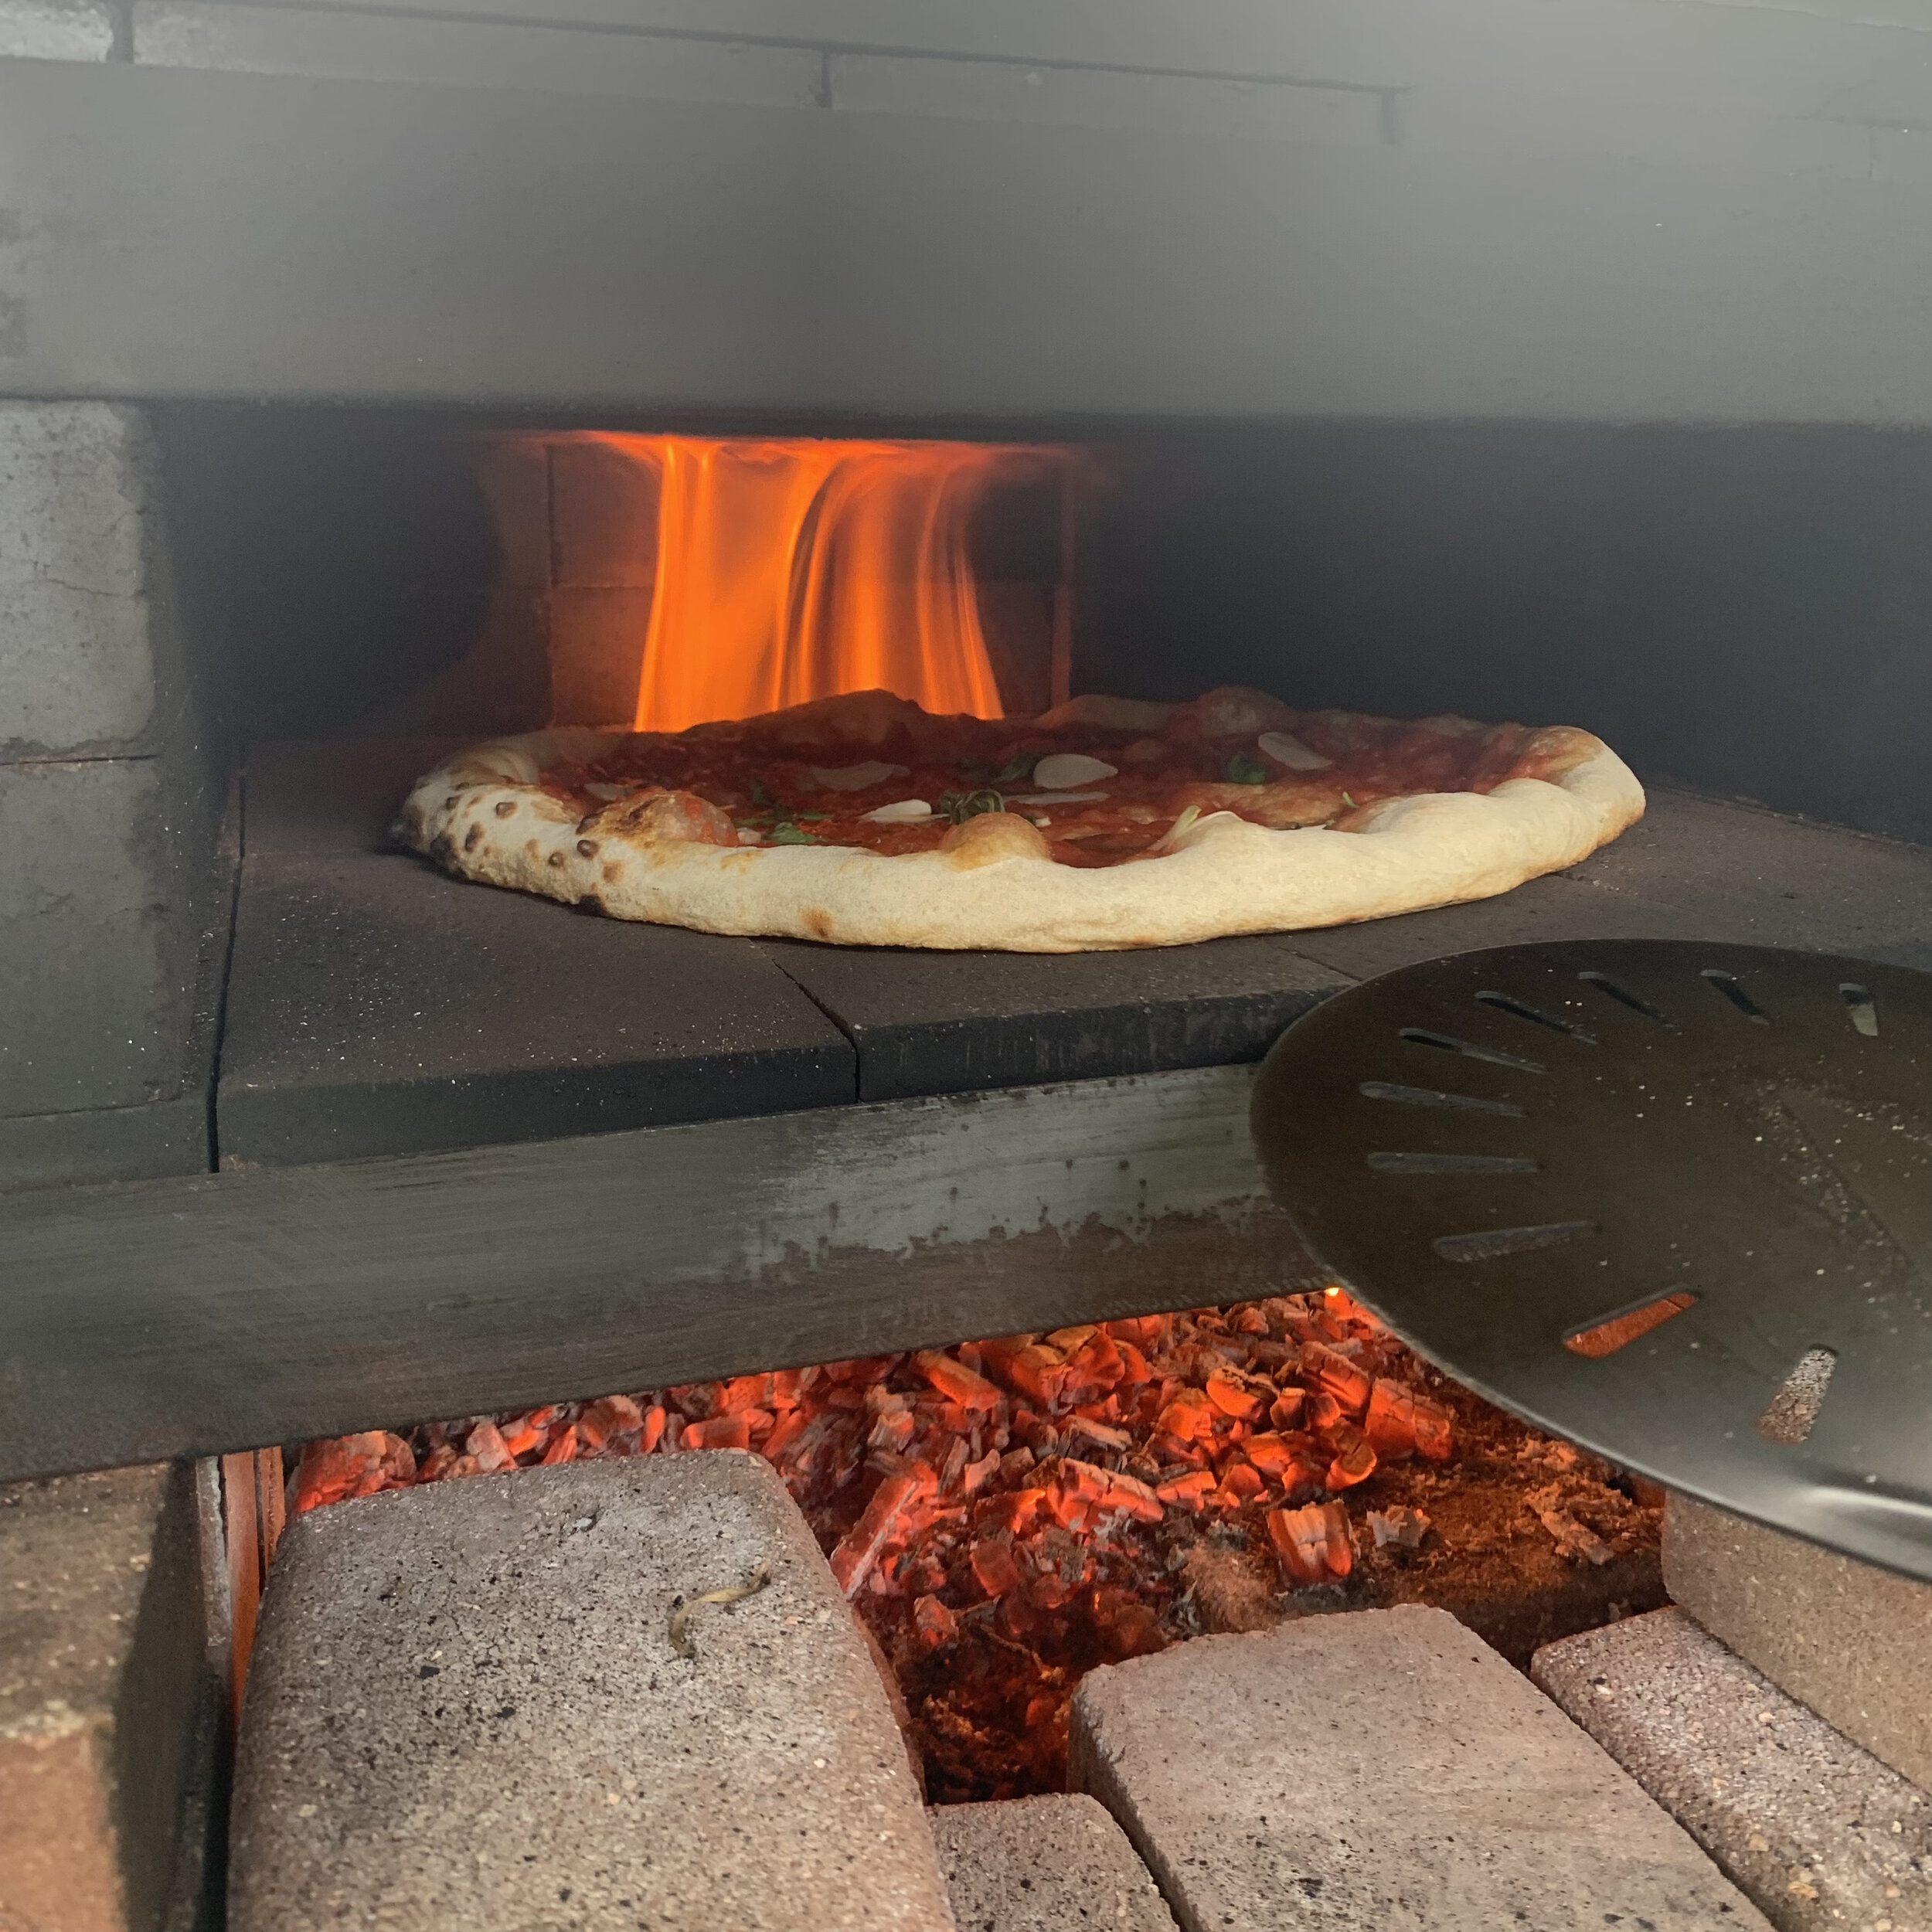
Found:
<box><xmin>0</xmin><ymin>403</ymin><xmax>231</xmax><ymax>1187</ymax></box>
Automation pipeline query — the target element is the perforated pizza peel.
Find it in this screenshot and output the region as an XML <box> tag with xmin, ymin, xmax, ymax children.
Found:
<box><xmin>1250</xmin><ymin>940</ymin><xmax>1932</xmax><ymax>1583</ymax></box>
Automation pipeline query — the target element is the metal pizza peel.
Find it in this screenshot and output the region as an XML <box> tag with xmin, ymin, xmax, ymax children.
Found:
<box><xmin>1249</xmin><ymin>939</ymin><xmax>1932</xmax><ymax>1583</ymax></box>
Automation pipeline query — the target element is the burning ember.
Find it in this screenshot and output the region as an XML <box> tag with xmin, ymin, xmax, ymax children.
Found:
<box><xmin>294</xmin><ymin>1290</ymin><xmax>1663</xmax><ymax>1798</ymax></box>
<box><xmin>549</xmin><ymin>434</ymin><xmax>1077</xmax><ymax>731</ymax></box>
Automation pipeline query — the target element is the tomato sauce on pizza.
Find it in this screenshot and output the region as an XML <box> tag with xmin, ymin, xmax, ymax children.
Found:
<box><xmin>536</xmin><ymin>699</ymin><xmax>1555</xmax><ymax>870</ymax></box>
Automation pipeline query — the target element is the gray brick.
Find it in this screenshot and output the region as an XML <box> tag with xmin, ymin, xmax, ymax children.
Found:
<box><xmin>1534</xmin><ymin>1607</ymin><xmax>1932</xmax><ymax>1932</ymax></box>
<box><xmin>1665</xmin><ymin>1492</ymin><xmax>1932</xmax><ymax>1791</ymax></box>
<box><xmin>0</xmin><ymin>403</ymin><xmax>170</xmax><ymax>760</ymax></box>
<box><xmin>1069</xmin><ymin>1604</ymin><xmax>1769</xmax><ymax>1931</ymax></box>
<box><xmin>931</xmin><ymin>1794</ymin><xmax>1178</xmax><ymax>1932</ymax></box>
<box><xmin>0</xmin><ymin>0</ymin><xmax>112</xmax><ymax>61</ymax></box>
<box><xmin>0</xmin><ymin>757</ymin><xmax>213</xmax><ymax>1118</ymax></box>
<box><xmin>230</xmin><ymin>1454</ymin><xmax>953</xmax><ymax>1931</ymax></box>
<box><xmin>0</xmin><ymin>1462</ymin><xmax>226</xmax><ymax>1932</ymax></box>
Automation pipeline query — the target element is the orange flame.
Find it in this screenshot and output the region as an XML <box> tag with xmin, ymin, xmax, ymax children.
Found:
<box><xmin>573</xmin><ymin>434</ymin><xmax>1068</xmax><ymax>732</ymax></box>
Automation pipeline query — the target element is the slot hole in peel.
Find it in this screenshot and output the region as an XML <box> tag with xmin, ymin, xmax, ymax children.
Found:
<box><xmin>1577</xmin><ymin>971</ymin><xmax>1672</xmax><ymax>1025</ymax></box>
<box><xmin>1368</xmin><ymin>1152</ymin><xmax>1541</xmax><ymax>1175</ymax></box>
<box><xmin>1398</xmin><ymin>1028</ymin><xmax>1547</xmax><ymax>1075</ymax></box>
<box><xmin>1757</xmin><ymin>1347</ymin><xmax>1837</xmax><ymax>1444</ymax></box>
<box><xmin>1358</xmin><ymin>1082</ymin><xmax>1527</xmax><ymax>1118</ymax></box>
<box><xmin>1432</xmin><ymin>1219</ymin><xmax>1597</xmax><ymax>1263</ymax></box>
<box><xmin>1839</xmin><ymin>983</ymin><xmax>1879</xmax><ymax>1038</ymax></box>
<box><xmin>1702</xmin><ymin>969</ymin><xmax>1771</xmax><ymax>1025</ymax></box>
<box><xmin>1474</xmin><ymin>991</ymin><xmax>1598</xmax><ymax>1043</ymax></box>
<box><xmin>1563</xmin><ymin>1290</ymin><xmax>1698</xmax><ymax>1359</ymax></box>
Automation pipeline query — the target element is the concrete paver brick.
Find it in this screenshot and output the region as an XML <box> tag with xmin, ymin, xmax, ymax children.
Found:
<box><xmin>930</xmin><ymin>1793</ymin><xmax>1177</xmax><ymax>1932</ymax></box>
<box><xmin>1665</xmin><ymin>1492</ymin><xmax>1932</xmax><ymax>1790</ymax></box>
<box><xmin>1535</xmin><ymin>1605</ymin><xmax>1932</xmax><ymax>1932</ymax></box>
<box><xmin>229</xmin><ymin>1451</ymin><xmax>954</xmax><ymax>1931</ymax></box>
<box><xmin>1069</xmin><ymin>1603</ymin><xmax>1769</xmax><ymax>1931</ymax></box>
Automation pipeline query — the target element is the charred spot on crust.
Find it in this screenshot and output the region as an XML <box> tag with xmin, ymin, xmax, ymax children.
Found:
<box><xmin>495</xmin><ymin>799</ymin><xmax>517</xmax><ymax>818</ymax></box>
<box><xmin>601</xmin><ymin>862</ymin><xmax>623</xmax><ymax>884</ymax></box>
<box><xmin>463</xmin><ymin>822</ymin><xmax>485</xmax><ymax>852</ymax></box>
<box><xmin>577</xmin><ymin>838</ymin><xmax>599</xmax><ymax>859</ymax></box>
<box><xmin>444</xmin><ymin>794</ymin><xmax>461</xmax><ymax>811</ymax></box>
<box><xmin>804</xmin><ymin>909</ymin><xmax>834</xmax><ymax>940</ymax></box>
<box><xmin>546</xmin><ymin>850</ymin><xmax>566</xmax><ymax>869</ymax></box>
<box><xmin>427</xmin><ymin>833</ymin><xmax>457</xmax><ymax>867</ymax></box>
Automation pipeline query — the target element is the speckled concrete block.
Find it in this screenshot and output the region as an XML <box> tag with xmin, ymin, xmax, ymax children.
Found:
<box><xmin>1535</xmin><ymin>1607</ymin><xmax>1932</xmax><ymax>1932</ymax></box>
<box><xmin>1068</xmin><ymin>1604</ymin><xmax>1770</xmax><ymax>1932</ymax></box>
<box><xmin>1665</xmin><ymin>1492</ymin><xmax>1932</xmax><ymax>1791</ymax></box>
<box><xmin>229</xmin><ymin>1453</ymin><xmax>954</xmax><ymax>1932</ymax></box>
<box><xmin>0</xmin><ymin>1461</ymin><xmax>224</xmax><ymax>1932</ymax></box>
<box><xmin>930</xmin><ymin>1794</ymin><xmax>1176</xmax><ymax>1932</ymax></box>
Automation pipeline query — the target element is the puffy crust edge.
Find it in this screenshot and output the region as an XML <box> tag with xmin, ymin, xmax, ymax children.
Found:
<box><xmin>393</xmin><ymin>709</ymin><xmax>1645</xmax><ymax>954</ymax></box>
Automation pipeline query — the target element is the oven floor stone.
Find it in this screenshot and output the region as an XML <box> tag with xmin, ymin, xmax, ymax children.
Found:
<box><xmin>1066</xmin><ymin>1603</ymin><xmax>1770</xmax><ymax>1931</ymax></box>
<box><xmin>1534</xmin><ymin>1606</ymin><xmax>1932</xmax><ymax>1932</ymax></box>
<box><xmin>228</xmin><ymin>1451</ymin><xmax>954</xmax><ymax>1931</ymax></box>
<box><xmin>929</xmin><ymin>1794</ymin><xmax>1177</xmax><ymax>1932</ymax></box>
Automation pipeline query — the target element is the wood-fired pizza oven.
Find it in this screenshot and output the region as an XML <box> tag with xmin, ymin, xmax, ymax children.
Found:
<box><xmin>4</xmin><ymin>5</ymin><xmax>1932</xmax><ymax>1925</ymax></box>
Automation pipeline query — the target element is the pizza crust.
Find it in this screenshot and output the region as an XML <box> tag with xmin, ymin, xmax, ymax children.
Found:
<box><xmin>395</xmin><ymin>696</ymin><xmax>1645</xmax><ymax>953</ymax></box>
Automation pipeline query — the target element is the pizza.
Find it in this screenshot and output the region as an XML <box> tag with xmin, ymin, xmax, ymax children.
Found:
<box><xmin>393</xmin><ymin>685</ymin><xmax>1644</xmax><ymax>951</ymax></box>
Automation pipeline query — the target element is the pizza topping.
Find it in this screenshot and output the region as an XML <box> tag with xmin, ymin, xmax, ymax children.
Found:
<box><xmin>862</xmin><ymin>798</ymin><xmax>935</xmax><ymax>823</ymax></box>
<box><xmin>1011</xmin><ymin>790</ymin><xmax>1111</xmax><ymax>805</ymax></box>
<box><xmin>937</xmin><ymin>788</ymin><xmax>1009</xmax><ymax>824</ymax></box>
<box><xmin>1257</xmin><ymin>730</ymin><xmax>1334</xmax><ymax>772</ymax></box>
<box><xmin>808</xmin><ymin>760</ymin><xmax>910</xmax><ymax>791</ymax></box>
<box><xmin>1221</xmin><ymin>753</ymin><xmax>1270</xmax><ymax>785</ymax></box>
<box><xmin>1032</xmin><ymin>751</ymin><xmax>1117</xmax><ymax>790</ymax></box>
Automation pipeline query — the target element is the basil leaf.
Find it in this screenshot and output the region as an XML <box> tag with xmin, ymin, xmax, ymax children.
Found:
<box><xmin>991</xmin><ymin>751</ymin><xmax>1039</xmax><ymax>784</ymax></box>
<box><xmin>767</xmin><ymin>822</ymin><xmax>823</xmax><ymax>844</ymax></box>
<box><xmin>1223</xmin><ymin>754</ymin><xmax>1270</xmax><ymax>785</ymax></box>
<box><xmin>748</xmin><ymin>776</ymin><xmax>774</xmax><ymax>808</ymax></box>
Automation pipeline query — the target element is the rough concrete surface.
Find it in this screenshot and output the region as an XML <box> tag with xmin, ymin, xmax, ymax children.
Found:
<box><xmin>1069</xmin><ymin>1603</ymin><xmax>1770</xmax><ymax>1931</ymax></box>
<box><xmin>0</xmin><ymin>1461</ymin><xmax>224</xmax><ymax>1932</ymax></box>
<box><xmin>0</xmin><ymin>0</ymin><xmax>111</xmax><ymax>60</ymax></box>
<box><xmin>230</xmin><ymin>1452</ymin><xmax>955</xmax><ymax>1931</ymax></box>
<box><xmin>1536</xmin><ymin>1607</ymin><xmax>1932</xmax><ymax>1932</ymax></box>
<box><xmin>930</xmin><ymin>1794</ymin><xmax>1177</xmax><ymax>1932</ymax></box>
<box><xmin>0</xmin><ymin>403</ymin><xmax>168</xmax><ymax>760</ymax></box>
<box><xmin>1666</xmin><ymin>1492</ymin><xmax>1932</xmax><ymax>1791</ymax></box>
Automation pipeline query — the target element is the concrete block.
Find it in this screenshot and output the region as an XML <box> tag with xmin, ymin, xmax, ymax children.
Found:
<box><xmin>0</xmin><ymin>1461</ymin><xmax>226</xmax><ymax>1932</ymax></box>
<box><xmin>1534</xmin><ymin>1607</ymin><xmax>1932</xmax><ymax>1932</ymax></box>
<box><xmin>0</xmin><ymin>0</ymin><xmax>113</xmax><ymax>60</ymax></box>
<box><xmin>0</xmin><ymin>757</ymin><xmax>213</xmax><ymax>1119</ymax></box>
<box><xmin>133</xmin><ymin>2</ymin><xmax>824</xmax><ymax>105</ymax></box>
<box><xmin>1665</xmin><ymin>1492</ymin><xmax>1932</xmax><ymax>1790</ymax></box>
<box><xmin>930</xmin><ymin>1794</ymin><xmax>1177</xmax><ymax>1932</ymax></box>
<box><xmin>0</xmin><ymin>403</ymin><xmax>171</xmax><ymax>760</ymax></box>
<box><xmin>1068</xmin><ymin>1604</ymin><xmax>1769</xmax><ymax>1931</ymax></box>
<box><xmin>229</xmin><ymin>1452</ymin><xmax>954</xmax><ymax>1931</ymax></box>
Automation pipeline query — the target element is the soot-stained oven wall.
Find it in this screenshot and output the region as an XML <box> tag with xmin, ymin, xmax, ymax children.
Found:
<box><xmin>1079</xmin><ymin>426</ymin><xmax>1932</xmax><ymax>848</ymax></box>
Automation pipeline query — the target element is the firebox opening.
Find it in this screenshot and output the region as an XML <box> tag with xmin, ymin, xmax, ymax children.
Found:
<box><xmin>277</xmin><ymin>1289</ymin><xmax>1667</xmax><ymax>1804</ymax></box>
